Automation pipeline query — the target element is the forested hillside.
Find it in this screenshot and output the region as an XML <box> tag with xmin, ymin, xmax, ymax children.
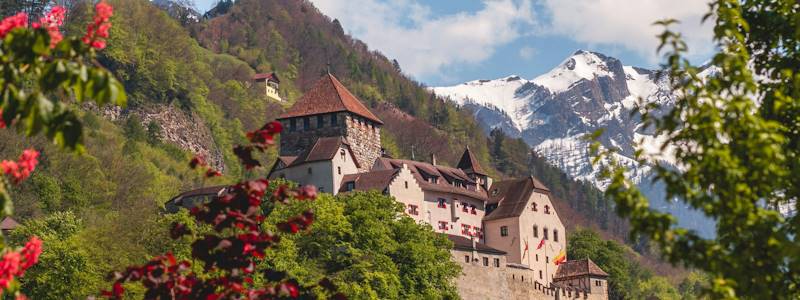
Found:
<box><xmin>0</xmin><ymin>0</ymin><xmax>685</xmax><ymax>297</ymax></box>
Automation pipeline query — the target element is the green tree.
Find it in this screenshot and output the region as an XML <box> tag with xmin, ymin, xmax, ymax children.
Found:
<box><xmin>10</xmin><ymin>212</ymin><xmax>100</xmax><ymax>299</ymax></box>
<box><xmin>265</xmin><ymin>189</ymin><xmax>461</xmax><ymax>299</ymax></box>
<box><xmin>591</xmin><ymin>0</ymin><xmax>800</xmax><ymax>298</ymax></box>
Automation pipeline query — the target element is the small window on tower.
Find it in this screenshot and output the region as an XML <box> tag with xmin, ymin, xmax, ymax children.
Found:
<box><xmin>307</xmin><ymin>168</ymin><xmax>312</xmax><ymax>174</ymax></box>
<box><xmin>533</xmin><ymin>225</ymin><xmax>539</xmax><ymax>238</ymax></box>
<box><xmin>539</xmin><ymin>270</ymin><xmax>543</xmax><ymax>279</ymax></box>
<box><xmin>500</xmin><ymin>226</ymin><xmax>508</xmax><ymax>237</ymax></box>
<box><xmin>544</xmin><ymin>228</ymin><xmax>549</xmax><ymax>240</ymax></box>
<box><xmin>289</xmin><ymin>119</ymin><xmax>296</xmax><ymax>132</ymax></box>
<box><xmin>317</xmin><ymin>115</ymin><xmax>324</xmax><ymax>127</ymax></box>
<box><xmin>303</xmin><ymin>117</ymin><xmax>310</xmax><ymax>130</ymax></box>
<box><xmin>554</xmin><ymin>230</ymin><xmax>559</xmax><ymax>242</ymax></box>
<box><xmin>532</xmin><ymin>202</ymin><xmax>538</xmax><ymax>211</ymax></box>
<box><xmin>337</xmin><ymin>166</ymin><xmax>341</xmax><ymax>175</ymax></box>
<box><xmin>545</xmin><ymin>205</ymin><xmax>551</xmax><ymax>214</ymax></box>
<box><xmin>340</xmin><ymin>149</ymin><xmax>346</xmax><ymax>161</ymax></box>
<box><xmin>404</xmin><ymin>181</ymin><xmax>409</xmax><ymax>189</ymax></box>
<box><xmin>482</xmin><ymin>257</ymin><xmax>489</xmax><ymax>266</ymax></box>
<box><xmin>331</xmin><ymin>113</ymin><xmax>338</xmax><ymax>125</ymax></box>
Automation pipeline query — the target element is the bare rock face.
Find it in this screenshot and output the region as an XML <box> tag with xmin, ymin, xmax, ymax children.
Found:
<box><xmin>134</xmin><ymin>105</ymin><xmax>225</xmax><ymax>171</ymax></box>
<box><xmin>86</xmin><ymin>103</ymin><xmax>226</xmax><ymax>172</ymax></box>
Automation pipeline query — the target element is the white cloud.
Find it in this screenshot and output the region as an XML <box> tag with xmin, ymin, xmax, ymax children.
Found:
<box><xmin>538</xmin><ymin>0</ymin><xmax>714</xmax><ymax>62</ymax></box>
<box><xmin>310</xmin><ymin>0</ymin><xmax>535</xmax><ymax>80</ymax></box>
<box><xmin>519</xmin><ymin>46</ymin><xmax>536</xmax><ymax>60</ymax></box>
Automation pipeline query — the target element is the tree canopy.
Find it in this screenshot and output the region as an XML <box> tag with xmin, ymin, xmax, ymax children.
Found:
<box><xmin>592</xmin><ymin>0</ymin><xmax>800</xmax><ymax>298</ymax></box>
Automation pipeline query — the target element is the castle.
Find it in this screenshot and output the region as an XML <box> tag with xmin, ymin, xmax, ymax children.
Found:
<box><xmin>266</xmin><ymin>74</ymin><xmax>610</xmax><ymax>300</ymax></box>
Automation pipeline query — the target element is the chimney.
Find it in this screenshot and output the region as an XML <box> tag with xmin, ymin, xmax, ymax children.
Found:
<box><xmin>431</xmin><ymin>153</ymin><xmax>437</xmax><ymax>166</ymax></box>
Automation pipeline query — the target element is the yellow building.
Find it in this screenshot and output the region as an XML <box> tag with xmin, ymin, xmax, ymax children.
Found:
<box><xmin>253</xmin><ymin>72</ymin><xmax>282</xmax><ymax>102</ymax></box>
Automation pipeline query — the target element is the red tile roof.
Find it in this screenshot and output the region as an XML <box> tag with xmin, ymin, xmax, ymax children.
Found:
<box><xmin>0</xmin><ymin>217</ymin><xmax>19</xmax><ymax>230</ymax></box>
<box><xmin>288</xmin><ymin>137</ymin><xmax>360</xmax><ymax>169</ymax></box>
<box><xmin>373</xmin><ymin>157</ymin><xmax>489</xmax><ymax>201</ymax></box>
<box><xmin>553</xmin><ymin>258</ymin><xmax>609</xmax><ymax>280</ymax></box>
<box><xmin>253</xmin><ymin>72</ymin><xmax>280</xmax><ymax>83</ymax></box>
<box><xmin>484</xmin><ymin>176</ymin><xmax>551</xmax><ymax>221</ymax></box>
<box><xmin>457</xmin><ymin>146</ymin><xmax>487</xmax><ymax>176</ymax></box>
<box><xmin>278</xmin><ymin>74</ymin><xmax>383</xmax><ymax>124</ymax></box>
<box><xmin>338</xmin><ymin>169</ymin><xmax>400</xmax><ymax>193</ymax></box>
<box><xmin>446</xmin><ymin>234</ymin><xmax>506</xmax><ymax>255</ymax></box>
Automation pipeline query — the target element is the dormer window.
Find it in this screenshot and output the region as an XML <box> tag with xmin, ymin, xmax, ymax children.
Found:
<box><xmin>437</xmin><ymin>198</ymin><xmax>447</xmax><ymax>208</ymax></box>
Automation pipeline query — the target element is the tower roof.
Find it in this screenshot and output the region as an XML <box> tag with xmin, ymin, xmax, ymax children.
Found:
<box><xmin>278</xmin><ymin>74</ymin><xmax>383</xmax><ymax>124</ymax></box>
<box><xmin>553</xmin><ymin>258</ymin><xmax>609</xmax><ymax>280</ymax></box>
<box><xmin>457</xmin><ymin>146</ymin><xmax>487</xmax><ymax>175</ymax></box>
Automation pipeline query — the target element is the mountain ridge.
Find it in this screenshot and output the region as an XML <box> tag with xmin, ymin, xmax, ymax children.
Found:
<box><xmin>433</xmin><ymin>49</ymin><xmax>715</xmax><ymax>237</ymax></box>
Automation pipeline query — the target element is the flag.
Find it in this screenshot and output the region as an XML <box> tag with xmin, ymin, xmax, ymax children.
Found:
<box><xmin>522</xmin><ymin>239</ymin><xmax>529</xmax><ymax>259</ymax></box>
<box><xmin>554</xmin><ymin>250</ymin><xmax>566</xmax><ymax>265</ymax></box>
<box><xmin>536</xmin><ymin>238</ymin><xmax>545</xmax><ymax>250</ymax></box>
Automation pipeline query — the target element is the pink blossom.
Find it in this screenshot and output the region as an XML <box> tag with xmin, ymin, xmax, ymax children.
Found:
<box><xmin>35</xmin><ymin>6</ymin><xmax>66</xmax><ymax>48</ymax></box>
<box><xmin>0</xmin><ymin>13</ymin><xmax>27</xmax><ymax>39</ymax></box>
<box><xmin>1</xmin><ymin>149</ymin><xmax>39</xmax><ymax>184</ymax></box>
<box><xmin>82</xmin><ymin>1</ymin><xmax>113</xmax><ymax>49</ymax></box>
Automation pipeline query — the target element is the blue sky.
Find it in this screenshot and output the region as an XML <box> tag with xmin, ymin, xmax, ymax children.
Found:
<box><xmin>194</xmin><ymin>0</ymin><xmax>714</xmax><ymax>87</ymax></box>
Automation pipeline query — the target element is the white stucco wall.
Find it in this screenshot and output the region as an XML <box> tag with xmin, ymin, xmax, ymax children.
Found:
<box><xmin>387</xmin><ymin>165</ymin><xmax>426</xmax><ymax>223</ymax></box>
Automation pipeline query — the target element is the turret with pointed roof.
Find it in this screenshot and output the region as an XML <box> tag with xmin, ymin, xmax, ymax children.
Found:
<box><xmin>457</xmin><ymin>146</ymin><xmax>490</xmax><ymax>190</ymax></box>
<box><xmin>278</xmin><ymin>74</ymin><xmax>383</xmax><ymax>172</ymax></box>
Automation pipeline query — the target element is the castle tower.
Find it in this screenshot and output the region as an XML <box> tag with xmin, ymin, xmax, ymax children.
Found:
<box><xmin>457</xmin><ymin>146</ymin><xmax>491</xmax><ymax>191</ymax></box>
<box><xmin>277</xmin><ymin>74</ymin><xmax>383</xmax><ymax>172</ymax></box>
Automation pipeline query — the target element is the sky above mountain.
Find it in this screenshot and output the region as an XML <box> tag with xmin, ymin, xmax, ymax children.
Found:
<box><xmin>194</xmin><ymin>0</ymin><xmax>715</xmax><ymax>86</ymax></box>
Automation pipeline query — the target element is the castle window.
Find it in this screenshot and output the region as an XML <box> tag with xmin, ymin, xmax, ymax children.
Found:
<box><xmin>546</xmin><ymin>256</ymin><xmax>549</xmax><ymax>263</ymax></box>
<box><xmin>500</xmin><ymin>226</ymin><xmax>508</xmax><ymax>237</ymax></box>
<box><xmin>539</xmin><ymin>270</ymin><xmax>543</xmax><ymax>279</ymax></box>
<box><xmin>493</xmin><ymin>258</ymin><xmax>500</xmax><ymax>267</ymax></box>
<box><xmin>340</xmin><ymin>149</ymin><xmax>346</xmax><ymax>161</ymax></box>
<box><xmin>438</xmin><ymin>221</ymin><xmax>448</xmax><ymax>230</ymax></box>
<box><xmin>533</xmin><ymin>225</ymin><xmax>539</xmax><ymax>238</ymax></box>
<box><xmin>482</xmin><ymin>257</ymin><xmax>489</xmax><ymax>266</ymax></box>
<box><xmin>544</xmin><ymin>205</ymin><xmax>550</xmax><ymax>214</ymax></box>
<box><xmin>303</xmin><ymin>117</ymin><xmax>310</xmax><ymax>130</ymax></box>
<box><xmin>532</xmin><ymin>202</ymin><xmax>538</xmax><ymax>211</ymax></box>
<box><xmin>461</xmin><ymin>224</ymin><xmax>471</xmax><ymax>235</ymax></box>
<box><xmin>536</xmin><ymin>254</ymin><xmax>539</xmax><ymax>262</ymax></box>
<box><xmin>491</xmin><ymin>189</ymin><xmax>499</xmax><ymax>196</ymax></box>
<box><xmin>408</xmin><ymin>204</ymin><xmax>419</xmax><ymax>215</ymax></box>
<box><xmin>345</xmin><ymin>181</ymin><xmax>355</xmax><ymax>191</ymax></box>
<box><xmin>404</xmin><ymin>181</ymin><xmax>408</xmax><ymax>189</ymax></box>
<box><xmin>289</xmin><ymin>119</ymin><xmax>297</xmax><ymax>132</ymax></box>
<box><xmin>331</xmin><ymin>113</ymin><xmax>338</xmax><ymax>125</ymax></box>
<box><xmin>437</xmin><ymin>198</ymin><xmax>447</xmax><ymax>208</ymax></box>
<box><xmin>464</xmin><ymin>255</ymin><xmax>470</xmax><ymax>263</ymax></box>
<box><xmin>337</xmin><ymin>166</ymin><xmax>341</xmax><ymax>175</ymax></box>
<box><xmin>307</xmin><ymin>168</ymin><xmax>312</xmax><ymax>174</ymax></box>
<box><xmin>470</xmin><ymin>205</ymin><xmax>477</xmax><ymax>215</ymax></box>
<box><xmin>317</xmin><ymin>115</ymin><xmax>324</xmax><ymax>128</ymax></box>
<box><xmin>554</xmin><ymin>230</ymin><xmax>559</xmax><ymax>242</ymax></box>
<box><xmin>462</xmin><ymin>202</ymin><xmax>469</xmax><ymax>213</ymax></box>
<box><xmin>596</xmin><ymin>280</ymin><xmax>602</xmax><ymax>286</ymax></box>
<box><xmin>474</xmin><ymin>227</ymin><xmax>482</xmax><ymax>238</ymax></box>
<box><xmin>544</xmin><ymin>228</ymin><xmax>549</xmax><ymax>240</ymax></box>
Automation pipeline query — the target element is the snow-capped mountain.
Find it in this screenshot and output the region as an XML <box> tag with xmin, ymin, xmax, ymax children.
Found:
<box><xmin>433</xmin><ymin>50</ymin><xmax>714</xmax><ymax>237</ymax></box>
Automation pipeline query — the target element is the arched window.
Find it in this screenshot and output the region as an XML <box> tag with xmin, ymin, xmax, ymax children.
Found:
<box><xmin>531</xmin><ymin>202</ymin><xmax>538</xmax><ymax>211</ymax></box>
<box><xmin>533</xmin><ymin>225</ymin><xmax>539</xmax><ymax>238</ymax></box>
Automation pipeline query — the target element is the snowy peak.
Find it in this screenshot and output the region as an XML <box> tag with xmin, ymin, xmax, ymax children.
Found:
<box><xmin>532</xmin><ymin>50</ymin><xmax>623</xmax><ymax>93</ymax></box>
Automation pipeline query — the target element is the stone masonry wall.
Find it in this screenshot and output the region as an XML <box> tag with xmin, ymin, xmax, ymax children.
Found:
<box><xmin>454</xmin><ymin>255</ymin><xmax>606</xmax><ymax>300</ymax></box>
<box><xmin>279</xmin><ymin>112</ymin><xmax>348</xmax><ymax>157</ymax></box>
<box><xmin>344</xmin><ymin>115</ymin><xmax>381</xmax><ymax>172</ymax></box>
